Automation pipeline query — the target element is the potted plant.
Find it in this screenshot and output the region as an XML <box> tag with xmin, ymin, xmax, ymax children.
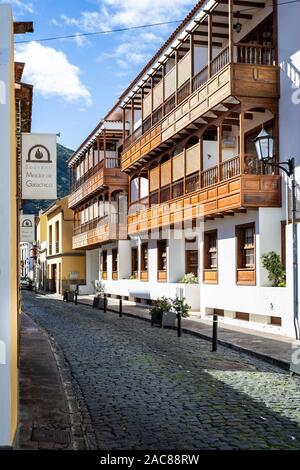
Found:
<box><xmin>93</xmin><ymin>281</ymin><xmax>107</xmax><ymax>309</ymax></box>
<box><xmin>172</xmin><ymin>296</ymin><xmax>190</xmax><ymax>318</ymax></box>
<box><xmin>150</xmin><ymin>297</ymin><xmax>172</xmax><ymax>327</ymax></box>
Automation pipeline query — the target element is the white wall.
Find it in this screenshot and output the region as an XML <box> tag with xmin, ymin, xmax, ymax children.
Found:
<box><xmin>200</xmin><ymin>209</ymin><xmax>295</xmax><ymax>336</ymax></box>
<box><xmin>0</xmin><ymin>4</ymin><xmax>13</xmax><ymax>447</ymax></box>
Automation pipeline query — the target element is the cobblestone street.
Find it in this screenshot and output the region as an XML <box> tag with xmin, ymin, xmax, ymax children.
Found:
<box><xmin>23</xmin><ymin>291</ymin><xmax>300</xmax><ymax>450</ymax></box>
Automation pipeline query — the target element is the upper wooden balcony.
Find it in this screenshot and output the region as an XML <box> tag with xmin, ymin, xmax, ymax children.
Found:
<box><xmin>127</xmin><ymin>142</ymin><xmax>281</xmax><ymax>236</ymax></box>
<box><xmin>72</xmin><ymin>214</ymin><xmax>128</xmax><ymax>250</ymax></box>
<box><xmin>121</xmin><ymin>44</ymin><xmax>279</xmax><ymax>173</ymax></box>
<box><xmin>68</xmin><ymin>156</ymin><xmax>128</xmax><ymax>209</ymax></box>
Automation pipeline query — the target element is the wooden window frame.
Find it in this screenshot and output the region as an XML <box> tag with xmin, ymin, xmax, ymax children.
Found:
<box><xmin>236</xmin><ymin>223</ymin><xmax>256</xmax><ymax>286</ymax></box>
<box><xmin>140</xmin><ymin>243</ymin><xmax>148</xmax><ymax>282</ymax></box>
<box><xmin>203</xmin><ymin>230</ymin><xmax>218</xmax><ymax>284</ymax></box>
<box><xmin>131</xmin><ymin>247</ymin><xmax>138</xmax><ymax>277</ymax></box>
<box><xmin>185</xmin><ymin>238</ymin><xmax>198</xmax><ymax>277</ymax></box>
<box><xmin>101</xmin><ymin>250</ymin><xmax>107</xmax><ymax>280</ymax></box>
<box><xmin>112</xmin><ymin>248</ymin><xmax>118</xmax><ymax>280</ymax></box>
<box><xmin>157</xmin><ymin>239</ymin><xmax>167</xmax><ymax>282</ymax></box>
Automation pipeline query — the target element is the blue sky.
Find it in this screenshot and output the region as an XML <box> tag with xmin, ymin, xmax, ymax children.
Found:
<box><xmin>9</xmin><ymin>0</ymin><xmax>197</xmax><ymax>151</ymax></box>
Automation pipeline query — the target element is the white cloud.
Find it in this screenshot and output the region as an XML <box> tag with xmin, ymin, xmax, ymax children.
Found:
<box><xmin>61</xmin><ymin>1</ymin><xmax>195</xmax><ymax>32</ymax></box>
<box><xmin>59</xmin><ymin>0</ymin><xmax>195</xmax><ymax>73</ymax></box>
<box><xmin>15</xmin><ymin>41</ymin><xmax>92</xmax><ymax>106</ymax></box>
<box><xmin>2</xmin><ymin>0</ymin><xmax>34</xmax><ymax>14</ymax></box>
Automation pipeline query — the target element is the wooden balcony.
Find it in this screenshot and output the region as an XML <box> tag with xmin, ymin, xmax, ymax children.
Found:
<box><xmin>68</xmin><ymin>159</ymin><xmax>128</xmax><ymax>209</ymax></box>
<box><xmin>127</xmin><ymin>160</ymin><xmax>281</xmax><ymax>236</ymax></box>
<box><xmin>72</xmin><ymin>215</ymin><xmax>128</xmax><ymax>250</ymax></box>
<box><xmin>121</xmin><ymin>49</ymin><xmax>279</xmax><ymax>173</ymax></box>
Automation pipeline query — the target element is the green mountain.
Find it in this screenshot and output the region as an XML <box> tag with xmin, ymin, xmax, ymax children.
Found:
<box><xmin>22</xmin><ymin>143</ymin><xmax>73</xmax><ymax>215</ymax></box>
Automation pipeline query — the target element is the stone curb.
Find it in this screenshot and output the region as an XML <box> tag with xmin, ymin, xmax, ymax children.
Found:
<box><xmin>77</xmin><ymin>300</ymin><xmax>290</xmax><ymax>372</ymax></box>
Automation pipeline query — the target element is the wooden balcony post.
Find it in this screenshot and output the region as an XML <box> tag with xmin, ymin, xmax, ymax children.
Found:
<box><xmin>190</xmin><ymin>33</ymin><xmax>194</xmax><ymax>94</ymax></box>
<box><xmin>208</xmin><ymin>14</ymin><xmax>212</xmax><ymax>78</ymax></box>
<box><xmin>122</xmin><ymin>107</ymin><xmax>126</xmax><ymax>145</ymax></box>
<box><xmin>175</xmin><ymin>50</ymin><xmax>179</xmax><ymax>105</ymax></box>
<box><xmin>141</xmin><ymin>87</ymin><xmax>144</xmax><ymax>125</ymax></box>
<box><xmin>131</xmin><ymin>97</ymin><xmax>135</xmax><ymax>136</ymax></box>
<box><xmin>239</xmin><ymin>112</ymin><xmax>245</xmax><ymax>174</ymax></box>
<box><xmin>97</xmin><ymin>135</ymin><xmax>100</xmax><ymax>164</ymax></box>
<box><xmin>218</xmin><ymin>124</ymin><xmax>222</xmax><ymax>182</ymax></box>
<box><xmin>103</xmin><ymin>128</ymin><xmax>107</xmax><ymax>168</ymax></box>
<box><xmin>228</xmin><ymin>0</ymin><xmax>233</xmax><ymax>63</ymax></box>
<box><xmin>150</xmin><ymin>77</ymin><xmax>154</xmax><ymax>127</ymax></box>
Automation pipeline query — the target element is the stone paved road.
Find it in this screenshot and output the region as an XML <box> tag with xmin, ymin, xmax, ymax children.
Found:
<box><xmin>23</xmin><ymin>291</ymin><xmax>300</xmax><ymax>450</ymax></box>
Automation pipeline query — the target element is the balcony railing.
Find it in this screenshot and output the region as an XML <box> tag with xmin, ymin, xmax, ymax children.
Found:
<box><xmin>123</xmin><ymin>43</ymin><xmax>276</xmax><ymax>152</ymax></box>
<box><xmin>55</xmin><ymin>241</ymin><xmax>60</xmax><ymax>253</ymax></box>
<box><xmin>235</xmin><ymin>43</ymin><xmax>275</xmax><ymax>66</ymax></box>
<box><xmin>73</xmin><ymin>213</ymin><xmax>119</xmax><ymax>236</ymax></box>
<box><xmin>49</xmin><ymin>244</ymin><xmax>52</xmax><ymax>255</ymax></box>
<box><xmin>130</xmin><ymin>154</ymin><xmax>277</xmax><ymax>211</ymax></box>
<box><xmin>70</xmin><ymin>157</ymin><xmax>120</xmax><ymax>193</ymax></box>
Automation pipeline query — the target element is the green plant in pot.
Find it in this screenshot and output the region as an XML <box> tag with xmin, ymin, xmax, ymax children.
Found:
<box><xmin>93</xmin><ymin>281</ymin><xmax>107</xmax><ymax>309</ymax></box>
<box><xmin>261</xmin><ymin>251</ymin><xmax>286</xmax><ymax>287</ymax></box>
<box><xmin>172</xmin><ymin>296</ymin><xmax>191</xmax><ymax>318</ymax></box>
<box><xmin>150</xmin><ymin>297</ymin><xmax>172</xmax><ymax>326</ymax></box>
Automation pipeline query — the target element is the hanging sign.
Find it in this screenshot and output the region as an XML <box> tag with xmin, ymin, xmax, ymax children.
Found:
<box><xmin>20</xmin><ymin>214</ymin><xmax>35</xmax><ymax>242</ymax></box>
<box><xmin>21</xmin><ymin>133</ymin><xmax>57</xmax><ymax>200</ymax></box>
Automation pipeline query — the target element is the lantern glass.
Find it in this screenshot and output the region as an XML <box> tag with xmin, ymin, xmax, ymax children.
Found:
<box><xmin>254</xmin><ymin>128</ymin><xmax>274</xmax><ymax>162</ymax></box>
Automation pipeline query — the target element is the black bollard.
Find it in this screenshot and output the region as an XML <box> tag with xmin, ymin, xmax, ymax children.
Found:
<box><xmin>75</xmin><ymin>291</ymin><xmax>78</xmax><ymax>305</ymax></box>
<box><xmin>177</xmin><ymin>308</ymin><xmax>182</xmax><ymax>338</ymax></box>
<box><xmin>212</xmin><ymin>314</ymin><xmax>218</xmax><ymax>352</ymax></box>
<box><xmin>104</xmin><ymin>293</ymin><xmax>107</xmax><ymax>312</ymax></box>
<box><xmin>119</xmin><ymin>298</ymin><xmax>123</xmax><ymax>317</ymax></box>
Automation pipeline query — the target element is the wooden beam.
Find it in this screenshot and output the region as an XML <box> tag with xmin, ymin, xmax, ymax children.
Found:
<box><xmin>204</xmin><ymin>10</ymin><xmax>252</xmax><ymax>20</ymax></box>
<box><xmin>219</xmin><ymin>0</ymin><xmax>265</xmax><ymax>6</ymax></box>
<box><xmin>202</xmin><ymin>21</ymin><xmax>229</xmax><ymax>28</ymax></box>
<box><xmin>194</xmin><ymin>31</ymin><xmax>229</xmax><ymax>39</ymax></box>
<box><xmin>208</xmin><ymin>14</ymin><xmax>212</xmax><ymax>78</ymax></box>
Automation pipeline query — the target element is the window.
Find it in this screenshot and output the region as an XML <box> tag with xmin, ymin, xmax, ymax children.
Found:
<box><xmin>49</xmin><ymin>225</ymin><xmax>53</xmax><ymax>255</ymax></box>
<box><xmin>131</xmin><ymin>247</ymin><xmax>138</xmax><ymax>275</ymax></box>
<box><xmin>102</xmin><ymin>250</ymin><xmax>107</xmax><ymax>272</ymax></box>
<box><xmin>237</xmin><ymin>224</ymin><xmax>255</xmax><ymax>269</ymax></box>
<box><xmin>236</xmin><ymin>223</ymin><xmax>256</xmax><ymax>285</ymax></box>
<box><xmin>157</xmin><ymin>240</ymin><xmax>167</xmax><ymax>272</ymax></box>
<box><xmin>203</xmin><ymin>231</ymin><xmax>217</xmax><ymax>284</ymax></box>
<box><xmin>141</xmin><ymin>243</ymin><xmax>148</xmax><ymax>271</ymax></box>
<box><xmin>204</xmin><ymin>231</ymin><xmax>217</xmax><ymax>270</ymax></box>
<box><xmin>112</xmin><ymin>249</ymin><xmax>118</xmax><ymax>273</ymax></box>
<box><xmin>55</xmin><ymin>221</ymin><xmax>60</xmax><ymax>253</ymax></box>
<box><xmin>185</xmin><ymin>239</ymin><xmax>198</xmax><ymax>276</ymax></box>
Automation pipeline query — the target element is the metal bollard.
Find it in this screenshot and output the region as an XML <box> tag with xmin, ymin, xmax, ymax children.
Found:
<box><xmin>177</xmin><ymin>308</ymin><xmax>182</xmax><ymax>338</ymax></box>
<box><xmin>119</xmin><ymin>298</ymin><xmax>123</xmax><ymax>317</ymax></box>
<box><xmin>104</xmin><ymin>293</ymin><xmax>107</xmax><ymax>312</ymax></box>
<box><xmin>212</xmin><ymin>314</ymin><xmax>218</xmax><ymax>352</ymax></box>
<box><xmin>75</xmin><ymin>291</ymin><xmax>78</xmax><ymax>305</ymax></box>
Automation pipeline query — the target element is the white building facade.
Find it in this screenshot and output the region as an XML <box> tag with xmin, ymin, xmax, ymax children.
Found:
<box><xmin>69</xmin><ymin>0</ymin><xmax>300</xmax><ymax>339</ymax></box>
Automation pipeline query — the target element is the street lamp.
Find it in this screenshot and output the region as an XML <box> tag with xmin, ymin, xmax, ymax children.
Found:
<box><xmin>254</xmin><ymin>128</ymin><xmax>299</xmax><ymax>341</ymax></box>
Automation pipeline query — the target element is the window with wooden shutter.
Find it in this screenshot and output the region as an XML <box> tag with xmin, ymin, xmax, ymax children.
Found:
<box><xmin>236</xmin><ymin>223</ymin><xmax>256</xmax><ymax>285</ymax></box>
<box><xmin>203</xmin><ymin>230</ymin><xmax>218</xmax><ymax>284</ymax></box>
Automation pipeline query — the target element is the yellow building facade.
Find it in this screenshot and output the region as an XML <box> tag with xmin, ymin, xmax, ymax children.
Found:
<box><xmin>39</xmin><ymin>197</ymin><xmax>86</xmax><ymax>294</ymax></box>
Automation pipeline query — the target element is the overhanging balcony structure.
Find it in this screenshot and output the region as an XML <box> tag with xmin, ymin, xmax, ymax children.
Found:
<box><xmin>68</xmin><ymin>120</ymin><xmax>129</xmax><ymax>210</ymax></box>
<box><xmin>118</xmin><ymin>0</ymin><xmax>280</xmax><ymax>234</ymax></box>
<box><xmin>68</xmin><ymin>120</ymin><xmax>129</xmax><ymax>249</ymax></box>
